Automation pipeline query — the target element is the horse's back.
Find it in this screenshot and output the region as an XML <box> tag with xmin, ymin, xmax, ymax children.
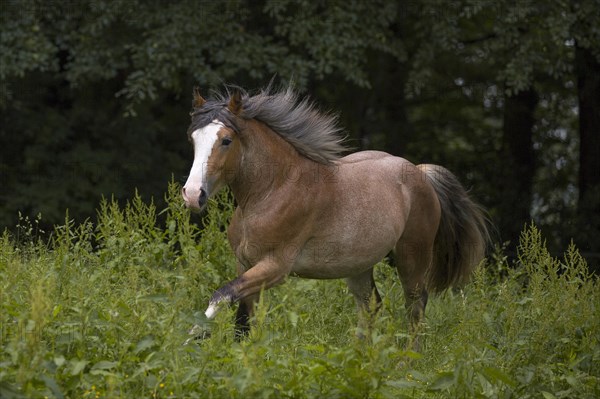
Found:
<box><xmin>338</xmin><ymin>150</ymin><xmax>429</xmax><ymax>195</ymax></box>
<box><xmin>340</xmin><ymin>150</ymin><xmax>392</xmax><ymax>163</ymax></box>
<box><xmin>340</xmin><ymin>150</ymin><xmax>410</xmax><ymax>167</ymax></box>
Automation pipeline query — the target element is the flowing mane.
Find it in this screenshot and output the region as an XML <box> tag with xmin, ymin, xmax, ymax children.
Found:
<box><xmin>189</xmin><ymin>85</ymin><xmax>347</xmax><ymax>164</ymax></box>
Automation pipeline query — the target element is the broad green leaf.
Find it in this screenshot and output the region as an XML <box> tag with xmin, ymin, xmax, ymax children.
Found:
<box><xmin>481</xmin><ymin>366</ymin><xmax>516</xmax><ymax>387</ymax></box>
<box><xmin>91</xmin><ymin>360</ymin><xmax>118</xmax><ymax>371</ymax></box>
<box><xmin>69</xmin><ymin>360</ymin><xmax>88</xmax><ymax>376</ymax></box>
<box><xmin>428</xmin><ymin>371</ymin><xmax>455</xmax><ymax>391</ymax></box>
<box><xmin>134</xmin><ymin>336</ymin><xmax>156</xmax><ymax>354</ymax></box>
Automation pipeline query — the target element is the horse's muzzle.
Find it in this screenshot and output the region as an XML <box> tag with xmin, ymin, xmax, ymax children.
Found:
<box><xmin>182</xmin><ymin>187</ymin><xmax>208</xmax><ymax>210</ymax></box>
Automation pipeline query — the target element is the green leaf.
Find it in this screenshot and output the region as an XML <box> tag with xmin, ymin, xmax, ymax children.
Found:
<box><xmin>481</xmin><ymin>366</ymin><xmax>516</xmax><ymax>387</ymax></box>
<box><xmin>69</xmin><ymin>359</ymin><xmax>88</xmax><ymax>376</ymax></box>
<box><xmin>134</xmin><ymin>336</ymin><xmax>156</xmax><ymax>354</ymax></box>
<box><xmin>565</xmin><ymin>375</ymin><xmax>578</xmax><ymax>387</ymax></box>
<box><xmin>137</xmin><ymin>294</ymin><xmax>170</xmax><ymax>303</ymax></box>
<box><xmin>91</xmin><ymin>360</ymin><xmax>118</xmax><ymax>371</ymax></box>
<box><xmin>0</xmin><ymin>381</ymin><xmax>25</xmax><ymax>399</ymax></box>
<box><xmin>386</xmin><ymin>379</ymin><xmax>421</xmax><ymax>389</ymax></box>
<box><xmin>287</xmin><ymin>311</ymin><xmax>299</xmax><ymax>327</ymax></box>
<box><xmin>516</xmin><ymin>297</ymin><xmax>533</xmax><ymax>305</ymax></box>
<box><xmin>428</xmin><ymin>371</ymin><xmax>455</xmax><ymax>391</ymax></box>
<box><xmin>53</xmin><ymin>355</ymin><xmax>66</xmax><ymax>367</ymax></box>
<box><xmin>41</xmin><ymin>375</ymin><xmax>64</xmax><ymax>399</ymax></box>
<box><xmin>403</xmin><ymin>350</ymin><xmax>424</xmax><ymax>360</ymax></box>
<box><xmin>541</xmin><ymin>392</ymin><xmax>557</xmax><ymax>399</ymax></box>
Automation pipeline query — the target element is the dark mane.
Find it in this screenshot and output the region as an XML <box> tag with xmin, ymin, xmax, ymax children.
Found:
<box><xmin>189</xmin><ymin>85</ymin><xmax>347</xmax><ymax>164</ymax></box>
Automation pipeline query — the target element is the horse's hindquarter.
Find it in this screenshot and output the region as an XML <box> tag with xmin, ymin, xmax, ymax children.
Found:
<box><xmin>292</xmin><ymin>152</ymin><xmax>417</xmax><ymax>278</ymax></box>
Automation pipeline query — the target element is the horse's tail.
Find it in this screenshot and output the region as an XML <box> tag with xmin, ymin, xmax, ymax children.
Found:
<box><xmin>417</xmin><ymin>164</ymin><xmax>491</xmax><ymax>292</ymax></box>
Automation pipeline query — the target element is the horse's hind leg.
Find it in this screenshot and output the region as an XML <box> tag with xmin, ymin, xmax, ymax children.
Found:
<box><xmin>345</xmin><ymin>267</ymin><xmax>382</xmax><ymax>338</ymax></box>
<box><xmin>394</xmin><ymin>238</ymin><xmax>434</xmax><ymax>350</ymax></box>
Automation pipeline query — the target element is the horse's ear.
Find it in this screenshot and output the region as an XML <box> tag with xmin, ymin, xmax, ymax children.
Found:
<box><xmin>228</xmin><ymin>90</ymin><xmax>243</xmax><ymax>115</ymax></box>
<box><xmin>192</xmin><ymin>87</ymin><xmax>206</xmax><ymax>108</ymax></box>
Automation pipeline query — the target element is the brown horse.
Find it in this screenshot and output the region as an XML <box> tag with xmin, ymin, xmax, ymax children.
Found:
<box><xmin>182</xmin><ymin>85</ymin><xmax>489</xmax><ymax>342</ymax></box>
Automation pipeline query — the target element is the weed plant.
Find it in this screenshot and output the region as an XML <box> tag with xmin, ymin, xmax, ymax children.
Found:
<box><xmin>1</xmin><ymin>182</ymin><xmax>598</xmax><ymax>398</ymax></box>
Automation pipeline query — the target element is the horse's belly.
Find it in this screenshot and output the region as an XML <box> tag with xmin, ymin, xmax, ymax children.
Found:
<box><xmin>291</xmin><ymin>227</ymin><xmax>398</xmax><ymax>279</ymax></box>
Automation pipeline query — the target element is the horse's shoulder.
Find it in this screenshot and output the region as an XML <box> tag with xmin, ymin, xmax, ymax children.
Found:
<box><xmin>227</xmin><ymin>207</ymin><xmax>244</xmax><ymax>246</ymax></box>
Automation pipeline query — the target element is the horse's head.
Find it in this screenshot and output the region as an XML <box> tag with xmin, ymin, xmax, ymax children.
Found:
<box><xmin>182</xmin><ymin>89</ymin><xmax>243</xmax><ymax>211</ymax></box>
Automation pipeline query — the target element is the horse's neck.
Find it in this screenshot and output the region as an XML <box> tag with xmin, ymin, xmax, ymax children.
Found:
<box><xmin>230</xmin><ymin>120</ymin><xmax>308</xmax><ymax>209</ymax></box>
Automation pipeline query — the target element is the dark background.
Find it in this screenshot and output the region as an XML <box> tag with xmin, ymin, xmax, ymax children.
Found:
<box><xmin>1</xmin><ymin>0</ymin><xmax>599</xmax><ymax>264</ymax></box>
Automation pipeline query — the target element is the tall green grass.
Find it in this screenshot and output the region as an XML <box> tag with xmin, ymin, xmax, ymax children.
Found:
<box><xmin>1</xmin><ymin>182</ymin><xmax>598</xmax><ymax>398</ymax></box>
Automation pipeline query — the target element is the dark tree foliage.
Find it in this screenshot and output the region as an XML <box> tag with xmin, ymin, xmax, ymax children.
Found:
<box><xmin>1</xmin><ymin>0</ymin><xmax>599</xmax><ymax>262</ymax></box>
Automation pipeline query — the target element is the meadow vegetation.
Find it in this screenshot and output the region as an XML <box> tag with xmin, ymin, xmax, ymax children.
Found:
<box><xmin>1</xmin><ymin>183</ymin><xmax>598</xmax><ymax>398</ymax></box>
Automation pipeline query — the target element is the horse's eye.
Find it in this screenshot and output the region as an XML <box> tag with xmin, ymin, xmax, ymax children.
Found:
<box><xmin>221</xmin><ymin>137</ymin><xmax>232</xmax><ymax>146</ymax></box>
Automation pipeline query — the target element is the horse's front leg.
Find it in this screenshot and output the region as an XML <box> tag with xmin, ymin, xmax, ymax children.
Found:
<box><xmin>234</xmin><ymin>293</ymin><xmax>259</xmax><ymax>338</ymax></box>
<box><xmin>233</xmin><ymin>262</ymin><xmax>257</xmax><ymax>338</ymax></box>
<box><xmin>205</xmin><ymin>259</ymin><xmax>290</xmax><ymax>321</ymax></box>
<box><xmin>345</xmin><ymin>267</ymin><xmax>382</xmax><ymax>339</ymax></box>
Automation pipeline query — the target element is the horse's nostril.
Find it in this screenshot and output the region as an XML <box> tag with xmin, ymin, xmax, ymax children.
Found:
<box><xmin>199</xmin><ymin>189</ymin><xmax>207</xmax><ymax>207</ymax></box>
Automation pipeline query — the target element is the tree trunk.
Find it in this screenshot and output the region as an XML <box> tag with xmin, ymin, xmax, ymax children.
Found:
<box><xmin>499</xmin><ymin>88</ymin><xmax>538</xmax><ymax>246</ymax></box>
<box><xmin>374</xmin><ymin>54</ymin><xmax>412</xmax><ymax>157</ymax></box>
<box><xmin>575</xmin><ymin>46</ymin><xmax>600</xmax><ymax>252</ymax></box>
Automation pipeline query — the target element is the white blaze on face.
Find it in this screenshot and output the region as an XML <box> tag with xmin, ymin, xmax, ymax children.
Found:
<box><xmin>183</xmin><ymin>120</ymin><xmax>224</xmax><ymax>207</ymax></box>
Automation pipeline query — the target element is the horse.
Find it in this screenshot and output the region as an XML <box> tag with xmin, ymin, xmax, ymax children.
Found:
<box><xmin>181</xmin><ymin>85</ymin><xmax>490</xmax><ymax>345</ymax></box>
